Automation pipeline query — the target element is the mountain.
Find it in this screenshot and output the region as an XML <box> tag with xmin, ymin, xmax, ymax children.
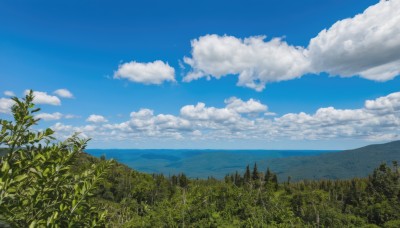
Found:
<box><xmin>261</xmin><ymin>140</ymin><xmax>400</xmax><ymax>182</ymax></box>
<box><xmin>2</xmin><ymin>140</ymin><xmax>400</xmax><ymax>182</ymax></box>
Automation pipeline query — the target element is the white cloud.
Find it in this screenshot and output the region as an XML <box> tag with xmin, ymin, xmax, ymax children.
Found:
<box><xmin>114</xmin><ymin>60</ymin><xmax>175</xmax><ymax>85</ymax></box>
<box><xmin>24</xmin><ymin>90</ymin><xmax>61</xmax><ymax>106</ymax></box>
<box><xmin>54</xmin><ymin>89</ymin><xmax>74</xmax><ymax>98</ymax></box>
<box><xmin>64</xmin><ymin>114</ymin><xmax>80</xmax><ymax>119</ymax></box>
<box><xmin>128</xmin><ymin>109</ymin><xmax>191</xmax><ymax>132</ymax></box>
<box><xmin>35</xmin><ymin>112</ymin><xmax>63</xmax><ymax>121</ymax></box>
<box><xmin>180</xmin><ymin>102</ymin><xmax>239</xmax><ymax>122</ymax></box>
<box><xmin>47</xmin><ymin>92</ymin><xmax>400</xmax><ymax>144</ymax></box>
<box><xmin>86</xmin><ymin>114</ymin><xmax>108</xmax><ymax>123</ymax></box>
<box><xmin>0</xmin><ymin>98</ymin><xmax>14</xmax><ymax>114</ymax></box>
<box><xmin>183</xmin><ymin>0</ymin><xmax>400</xmax><ymax>90</ymax></box>
<box><xmin>183</xmin><ymin>35</ymin><xmax>310</xmax><ymax>91</ymax></box>
<box><xmin>225</xmin><ymin>97</ymin><xmax>267</xmax><ymax>114</ymax></box>
<box><xmin>4</xmin><ymin>91</ymin><xmax>15</xmax><ymax>97</ymax></box>
<box><xmin>273</xmin><ymin>92</ymin><xmax>400</xmax><ymax>140</ymax></box>
<box><xmin>50</xmin><ymin>122</ymin><xmax>95</xmax><ymax>140</ymax></box>
<box><xmin>35</xmin><ymin>112</ymin><xmax>79</xmax><ymax>121</ymax></box>
<box><xmin>102</xmin><ymin>109</ymin><xmax>191</xmax><ymax>140</ymax></box>
<box><xmin>364</xmin><ymin>92</ymin><xmax>400</xmax><ymax>114</ymax></box>
<box><xmin>308</xmin><ymin>0</ymin><xmax>400</xmax><ymax>80</ymax></box>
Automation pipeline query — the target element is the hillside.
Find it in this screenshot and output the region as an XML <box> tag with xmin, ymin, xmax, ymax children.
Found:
<box><xmin>261</xmin><ymin>140</ymin><xmax>400</xmax><ymax>181</ymax></box>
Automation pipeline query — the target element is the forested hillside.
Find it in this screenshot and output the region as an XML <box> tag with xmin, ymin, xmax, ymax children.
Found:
<box><xmin>73</xmin><ymin>152</ymin><xmax>400</xmax><ymax>227</ymax></box>
<box><xmin>1</xmin><ymin>93</ymin><xmax>400</xmax><ymax>227</ymax></box>
<box><xmin>261</xmin><ymin>141</ymin><xmax>400</xmax><ymax>181</ymax></box>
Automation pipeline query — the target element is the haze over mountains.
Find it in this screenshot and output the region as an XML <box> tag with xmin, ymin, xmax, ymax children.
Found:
<box><xmin>261</xmin><ymin>140</ymin><xmax>400</xmax><ymax>181</ymax></box>
<box><xmin>87</xmin><ymin>140</ymin><xmax>400</xmax><ymax>181</ymax></box>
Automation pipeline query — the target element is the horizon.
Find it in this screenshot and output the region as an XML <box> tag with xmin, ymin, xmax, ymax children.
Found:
<box><xmin>1</xmin><ymin>0</ymin><xmax>400</xmax><ymax>150</ymax></box>
<box><xmin>86</xmin><ymin>148</ymin><xmax>339</xmax><ymax>151</ymax></box>
<box><xmin>85</xmin><ymin>138</ymin><xmax>396</xmax><ymax>151</ymax></box>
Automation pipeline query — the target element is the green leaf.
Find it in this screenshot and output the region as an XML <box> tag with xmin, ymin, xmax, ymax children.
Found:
<box><xmin>45</xmin><ymin>128</ymin><xmax>54</xmax><ymax>136</ymax></box>
<box><xmin>1</xmin><ymin>161</ymin><xmax>10</xmax><ymax>173</ymax></box>
<box><xmin>28</xmin><ymin>221</ymin><xmax>37</xmax><ymax>228</ymax></box>
<box><xmin>14</xmin><ymin>174</ymin><xmax>28</xmax><ymax>182</ymax></box>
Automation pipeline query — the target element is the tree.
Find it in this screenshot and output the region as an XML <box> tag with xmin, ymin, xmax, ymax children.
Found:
<box><xmin>0</xmin><ymin>91</ymin><xmax>111</xmax><ymax>227</ymax></box>
<box><xmin>265</xmin><ymin>167</ymin><xmax>272</xmax><ymax>183</ymax></box>
<box><xmin>244</xmin><ymin>165</ymin><xmax>251</xmax><ymax>184</ymax></box>
<box><xmin>252</xmin><ymin>163</ymin><xmax>259</xmax><ymax>181</ymax></box>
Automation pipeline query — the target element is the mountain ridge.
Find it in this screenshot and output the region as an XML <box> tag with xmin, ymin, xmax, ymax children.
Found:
<box><xmin>261</xmin><ymin>140</ymin><xmax>400</xmax><ymax>181</ymax></box>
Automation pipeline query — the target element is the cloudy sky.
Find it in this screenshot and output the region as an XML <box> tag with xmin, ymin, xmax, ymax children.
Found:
<box><xmin>1</xmin><ymin>0</ymin><xmax>399</xmax><ymax>149</ymax></box>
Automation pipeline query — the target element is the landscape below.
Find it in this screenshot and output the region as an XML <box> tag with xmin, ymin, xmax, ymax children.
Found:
<box><xmin>86</xmin><ymin>149</ymin><xmax>335</xmax><ymax>180</ymax></box>
<box><xmin>87</xmin><ymin>140</ymin><xmax>400</xmax><ymax>181</ymax></box>
<box><xmin>1</xmin><ymin>93</ymin><xmax>400</xmax><ymax>227</ymax></box>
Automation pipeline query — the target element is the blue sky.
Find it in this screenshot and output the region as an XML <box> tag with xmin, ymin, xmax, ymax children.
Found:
<box><xmin>1</xmin><ymin>0</ymin><xmax>400</xmax><ymax>149</ymax></box>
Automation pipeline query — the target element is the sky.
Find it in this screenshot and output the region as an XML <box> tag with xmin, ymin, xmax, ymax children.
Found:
<box><xmin>0</xmin><ymin>0</ymin><xmax>400</xmax><ymax>149</ymax></box>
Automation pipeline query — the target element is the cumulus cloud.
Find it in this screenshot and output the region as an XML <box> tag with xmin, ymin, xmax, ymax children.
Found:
<box><xmin>225</xmin><ymin>97</ymin><xmax>267</xmax><ymax>114</ymax></box>
<box><xmin>50</xmin><ymin>122</ymin><xmax>96</xmax><ymax>140</ymax></box>
<box><xmin>49</xmin><ymin>92</ymin><xmax>400</xmax><ymax>144</ymax></box>
<box><xmin>183</xmin><ymin>35</ymin><xmax>310</xmax><ymax>91</ymax></box>
<box><xmin>54</xmin><ymin>89</ymin><xmax>74</xmax><ymax>98</ymax></box>
<box><xmin>114</xmin><ymin>60</ymin><xmax>175</xmax><ymax>85</ymax></box>
<box><xmin>4</xmin><ymin>91</ymin><xmax>15</xmax><ymax>97</ymax></box>
<box><xmin>24</xmin><ymin>90</ymin><xmax>61</xmax><ymax>106</ymax></box>
<box><xmin>364</xmin><ymin>92</ymin><xmax>400</xmax><ymax>114</ymax></box>
<box><xmin>308</xmin><ymin>0</ymin><xmax>400</xmax><ymax>80</ymax></box>
<box><xmin>35</xmin><ymin>112</ymin><xmax>63</xmax><ymax>121</ymax></box>
<box><xmin>100</xmin><ymin>109</ymin><xmax>191</xmax><ymax>140</ymax></box>
<box><xmin>183</xmin><ymin>0</ymin><xmax>400</xmax><ymax>90</ymax></box>
<box><xmin>273</xmin><ymin>92</ymin><xmax>400</xmax><ymax>141</ymax></box>
<box><xmin>180</xmin><ymin>102</ymin><xmax>239</xmax><ymax>122</ymax></box>
<box><xmin>0</xmin><ymin>98</ymin><xmax>14</xmax><ymax>114</ymax></box>
<box><xmin>34</xmin><ymin>112</ymin><xmax>79</xmax><ymax>121</ymax></box>
<box><xmin>64</xmin><ymin>114</ymin><xmax>80</xmax><ymax>119</ymax></box>
<box><xmin>86</xmin><ymin>114</ymin><xmax>108</xmax><ymax>123</ymax></box>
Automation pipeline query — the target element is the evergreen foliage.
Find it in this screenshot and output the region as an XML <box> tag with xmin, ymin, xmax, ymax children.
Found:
<box><xmin>91</xmin><ymin>156</ymin><xmax>400</xmax><ymax>227</ymax></box>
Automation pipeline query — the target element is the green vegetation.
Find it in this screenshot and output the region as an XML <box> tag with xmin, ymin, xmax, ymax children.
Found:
<box><xmin>88</xmin><ymin>158</ymin><xmax>399</xmax><ymax>227</ymax></box>
<box><xmin>0</xmin><ymin>91</ymin><xmax>112</xmax><ymax>227</ymax></box>
<box><xmin>1</xmin><ymin>92</ymin><xmax>400</xmax><ymax>227</ymax></box>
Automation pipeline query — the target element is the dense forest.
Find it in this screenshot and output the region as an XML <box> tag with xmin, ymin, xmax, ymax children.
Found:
<box><xmin>1</xmin><ymin>92</ymin><xmax>400</xmax><ymax>227</ymax></box>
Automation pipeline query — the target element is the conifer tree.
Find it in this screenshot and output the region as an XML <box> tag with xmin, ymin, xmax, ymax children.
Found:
<box><xmin>265</xmin><ymin>167</ymin><xmax>272</xmax><ymax>183</ymax></box>
<box><xmin>244</xmin><ymin>165</ymin><xmax>251</xmax><ymax>183</ymax></box>
<box><xmin>252</xmin><ymin>162</ymin><xmax>259</xmax><ymax>181</ymax></box>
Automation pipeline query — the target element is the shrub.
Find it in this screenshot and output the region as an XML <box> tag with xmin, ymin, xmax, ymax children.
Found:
<box><xmin>0</xmin><ymin>90</ymin><xmax>111</xmax><ymax>227</ymax></box>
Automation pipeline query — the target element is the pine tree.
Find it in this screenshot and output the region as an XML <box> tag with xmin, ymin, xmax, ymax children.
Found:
<box><xmin>265</xmin><ymin>167</ymin><xmax>272</xmax><ymax>183</ymax></box>
<box><xmin>252</xmin><ymin>162</ymin><xmax>260</xmax><ymax>181</ymax></box>
<box><xmin>179</xmin><ymin>173</ymin><xmax>189</xmax><ymax>188</ymax></box>
<box><xmin>272</xmin><ymin>174</ymin><xmax>279</xmax><ymax>190</ymax></box>
<box><xmin>234</xmin><ymin>171</ymin><xmax>241</xmax><ymax>186</ymax></box>
<box><xmin>244</xmin><ymin>165</ymin><xmax>251</xmax><ymax>183</ymax></box>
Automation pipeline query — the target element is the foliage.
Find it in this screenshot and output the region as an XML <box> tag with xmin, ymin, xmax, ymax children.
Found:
<box><xmin>1</xmin><ymin>91</ymin><xmax>399</xmax><ymax>227</ymax></box>
<box><xmin>85</xmin><ymin>160</ymin><xmax>400</xmax><ymax>227</ymax></box>
<box><xmin>0</xmin><ymin>91</ymin><xmax>111</xmax><ymax>227</ymax></box>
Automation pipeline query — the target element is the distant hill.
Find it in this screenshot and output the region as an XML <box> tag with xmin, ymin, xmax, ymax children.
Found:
<box><xmin>2</xmin><ymin>141</ymin><xmax>400</xmax><ymax>182</ymax></box>
<box><xmin>261</xmin><ymin>140</ymin><xmax>400</xmax><ymax>182</ymax></box>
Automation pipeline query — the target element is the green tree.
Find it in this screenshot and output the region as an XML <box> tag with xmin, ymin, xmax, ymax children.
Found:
<box><xmin>0</xmin><ymin>91</ymin><xmax>111</xmax><ymax>227</ymax></box>
<box><xmin>265</xmin><ymin>167</ymin><xmax>272</xmax><ymax>183</ymax></box>
<box><xmin>244</xmin><ymin>165</ymin><xmax>251</xmax><ymax>184</ymax></box>
<box><xmin>251</xmin><ymin>162</ymin><xmax>259</xmax><ymax>181</ymax></box>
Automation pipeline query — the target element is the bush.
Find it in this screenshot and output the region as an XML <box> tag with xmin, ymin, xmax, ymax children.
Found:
<box><xmin>0</xmin><ymin>90</ymin><xmax>111</xmax><ymax>227</ymax></box>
